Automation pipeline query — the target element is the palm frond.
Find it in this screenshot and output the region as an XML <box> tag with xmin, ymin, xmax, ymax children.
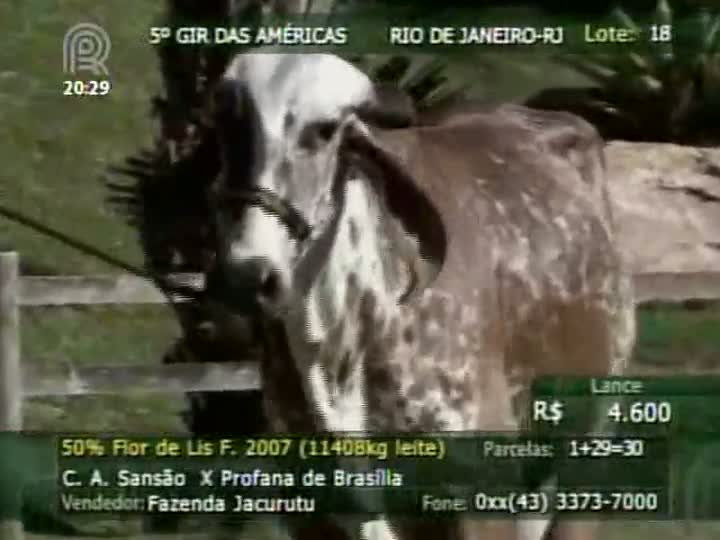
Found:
<box><xmin>536</xmin><ymin>0</ymin><xmax>720</xmax><ymax>143</ymax></box>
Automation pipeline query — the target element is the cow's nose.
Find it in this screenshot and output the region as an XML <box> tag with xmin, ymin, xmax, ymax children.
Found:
<box><xmin>221</xmin><ymin>257</ymin><xmax>285</xmax><ymax>312</ymax></box>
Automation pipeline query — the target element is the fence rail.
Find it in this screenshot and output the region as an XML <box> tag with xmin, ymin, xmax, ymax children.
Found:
<box><xmin>5</xmin><ymin>260</ymin><xmax>720</xmax><ymax>400</ymax></box>
<box><xmin>3</xmin><ymin>255</ymin><xmax>720</xmax><ymax>404</ymax></box>
<box><xmin>634</xmin><ymin>271</ymin><xmax>720</xmax><ymax>303</ymax></box>
<box><xmin>0</xmin><ymin>254</ymin><xmax>243</xmax><ymax>540</ymax></box>
<box><xmin>16</xmin><ymin>270</ymin><xmax>720</xmax><ymax>307</ymax></box>
<box><xmin>0</xmin><ymin>253</ymin><xmax>23</xmax><ymax>540</ymax></box>
<box><xmin>23</xmin><ymin>361</ymin><xmax>261</xmax><ymax>397</ymax></box>
<box><xmin>18</xmin><ymin>273</ymin><xmax>201</xmax><ymax>306</ymax></box>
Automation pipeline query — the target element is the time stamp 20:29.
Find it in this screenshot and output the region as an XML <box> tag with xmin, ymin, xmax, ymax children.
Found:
<box><xmin>63</xmin><ymin>79</ymin><xmax>112</xmax><ymax>97</ymax></box>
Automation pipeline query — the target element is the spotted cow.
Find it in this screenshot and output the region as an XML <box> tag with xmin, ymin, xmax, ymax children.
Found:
<box><xmin>207</xmin><ymin>52</ymin><xmax>636</xmax><ymax>540</ymax></box>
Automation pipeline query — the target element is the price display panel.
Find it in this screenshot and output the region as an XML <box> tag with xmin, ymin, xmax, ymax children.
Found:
<box><xmin>530</xmin><ymin>375</ymin><xmax>720</xmax><ymax>519</ymax></box>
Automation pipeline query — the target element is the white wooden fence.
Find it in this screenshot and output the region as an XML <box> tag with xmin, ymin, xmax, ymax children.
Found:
<box><xmin>0</xmin><ymin>252</ymin><xmax>259</xmax><ymax>540</ymax></box>
<box><xmin>2</xmin><ymin>250</ymin><xmax>720</xmax><ymax>538</ymax></box>
<box><xmin>4</xmin><ymin>248</ymin><xmax>720</xmax><ymax>419</ymax></box>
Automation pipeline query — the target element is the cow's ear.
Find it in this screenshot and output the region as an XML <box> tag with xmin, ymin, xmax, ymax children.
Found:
<box><xmin>341</xmin><ymin>118</ymin><xmax>446</xmax><ymax>300</ymax></box>
<box><xmin>356</xmin><ymin>84</ymin><xmax>417</xmax><ymax>129</ymax></box>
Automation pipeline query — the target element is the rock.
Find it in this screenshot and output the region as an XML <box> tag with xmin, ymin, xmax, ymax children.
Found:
<box><xmin>605</xmin><ymin>141</ymin><xmax>720</xmax><ymax>275</ymax></box>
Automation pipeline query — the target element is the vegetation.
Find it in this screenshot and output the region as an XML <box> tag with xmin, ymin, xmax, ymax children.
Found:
<box><xmin>529</xmin><ymin>0</ymin><xmax>720</xmax><ymax>144</ymax></box>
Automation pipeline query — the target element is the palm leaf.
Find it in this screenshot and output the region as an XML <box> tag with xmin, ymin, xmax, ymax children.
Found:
<box><xmin>538</xmin><ymin>0</ymin><xmax>720</xmax><ymax>143</ymax></box>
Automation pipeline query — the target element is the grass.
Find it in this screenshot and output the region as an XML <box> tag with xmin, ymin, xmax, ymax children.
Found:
<box><xmin>22</xmin><ymin>305</ymin><xmax>184</xmax><ymax>433</ymax></box>
<box><xmin>0</xmin><ymin>1</ymin><xmax>718</xmax><ymax>539</ymax></box>
<box><xmin>635</xmin><ymin>305</ymin><xmax>720</xmax><ymax>370</ymax></box>
<box><xmin>0</xmin><ymin>0</ymin><xmax>160</xmax><ymax>275</ymax></box>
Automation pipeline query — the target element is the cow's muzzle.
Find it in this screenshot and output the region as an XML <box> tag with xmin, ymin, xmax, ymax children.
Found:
<box><xmin>207</xmin><ymin>255</ymin><xmax>287</xmax><ymax>316</ymax></box>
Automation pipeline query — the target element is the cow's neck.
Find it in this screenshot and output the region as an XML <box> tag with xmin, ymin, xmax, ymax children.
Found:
<box><xmin>284</xmin><ymin>175</ymin><xmax>408</xmax><ymax>432</ymax></box>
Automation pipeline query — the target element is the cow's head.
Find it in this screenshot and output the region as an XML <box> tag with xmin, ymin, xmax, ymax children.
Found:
<box><xmin>209</xmin><ymin>53</ymin><xmax>445</xmax><ymax>315</ymax></box>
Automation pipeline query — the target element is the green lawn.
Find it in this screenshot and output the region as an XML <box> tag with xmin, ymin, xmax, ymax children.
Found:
<box><xmin>635</xmin><ymin>305</ymin><xmax>720</xmax><ymax>371</ymax></box>
<box><xmin>0</xmin><ymin>0</ymin><xmax>160</xmax><ymax>275</ymax></box>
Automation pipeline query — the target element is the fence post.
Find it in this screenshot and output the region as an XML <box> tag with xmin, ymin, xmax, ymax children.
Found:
<box><xmin>0</xmin><ymin>251</ymin><xmax>24</xmax><ymax>540</ymax></box>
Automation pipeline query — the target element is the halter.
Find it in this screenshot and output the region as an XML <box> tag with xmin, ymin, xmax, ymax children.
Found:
<box><xmin>209</xmin><ymin>150</ymin><xmax>356</xmax><ymax>303</ymax></box>
<box><xmin>210</xmin><ymin>184</ymin><xmax>312</xmax><ymax>244</ymax></box>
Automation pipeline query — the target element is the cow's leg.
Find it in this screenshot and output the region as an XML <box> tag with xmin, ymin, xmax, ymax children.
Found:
<box><xmin>501</xmin><ymin>281</ymin><xmax>633</xmax><ymax>540</ymax></box>
<box><xmin>361</xmin><ymin>518</ymin><xmax>401</xmax><ymax>540</ymax></box>
<box><xmin>286</xmin><ymin>516</ymin><xmax>400</xmax><ymax>540</ymax></box>
<box><xmin>385</xmin><ymin>517</ymin><xmax>467</xmax><ymax>540</ymax></box>
<box><xmin>287</xmin><ymin>518</ymin><xmax>352</xmax><ymax>540</ymax></box>
<box><xmin>544</xmin><ymin>520</ymin><xmax>601</xmax><ymax>540</ymax></box>
<box><xmin>537</xmin><ymin>276</ymin><xmax>635</xmax><ymax>540</ymax></box>
<box><xmin>537</xmin><ymin>276</ymin><xmax>634</xmax><ymax>540</ymax></box>
<box><xmin>288</xmin><ymin>516</ymin><xmax>453</xmax><ymax>540</ymax></box>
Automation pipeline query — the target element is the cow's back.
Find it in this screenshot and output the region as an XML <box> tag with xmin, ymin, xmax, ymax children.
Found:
<box><xmin>374</xmin><ymin>104</ymin><xmax>627</xmax><ymax>426</ymax></box>
<box><xmin>370</xmin><ymin>106</ymin><xmax>632</xmax><ymax>540</ymax></box>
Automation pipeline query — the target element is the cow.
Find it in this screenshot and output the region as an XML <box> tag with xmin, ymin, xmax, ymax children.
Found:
<box><xmin>206</xmin><ymin>52</ymin><xmax>636</xmax><ymax>540</ymax></box>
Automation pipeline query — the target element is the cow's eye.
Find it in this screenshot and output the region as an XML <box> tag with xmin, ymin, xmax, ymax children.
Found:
<box><xmin>299</xmin><ymin>120</ymin><xmax>339</xmax><ymax>149</ymax></box>
<box><xmin>315</xmin><ymin>120</ymin><xmax>338</xmax><ymax>141</ymax></box>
